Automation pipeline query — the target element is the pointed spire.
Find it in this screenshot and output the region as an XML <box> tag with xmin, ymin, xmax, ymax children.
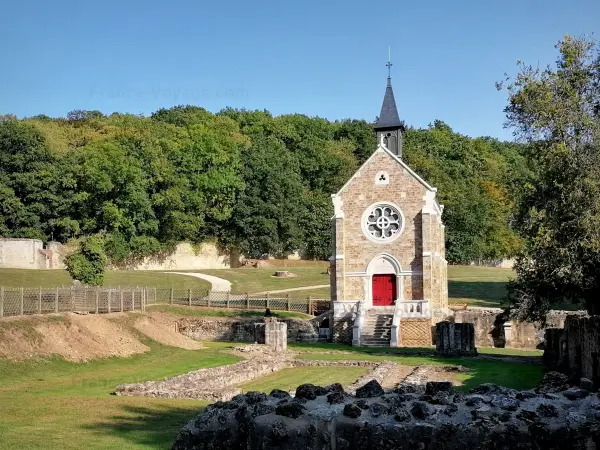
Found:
<box><xmin>374</xmin><ymin>49</ymin><xmax>405</xmax><ymax>157</ymax></box>
<box><xmin>374</xmin><ymin>62</ymin><xmax>402</xmax><ymax>130</ymax></box>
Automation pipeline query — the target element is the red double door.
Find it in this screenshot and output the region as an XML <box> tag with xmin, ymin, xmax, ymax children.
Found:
<box><xmin>372</xmin><ymin>274</ymin><xmax>397</xmax><ymax>306</ymax></box>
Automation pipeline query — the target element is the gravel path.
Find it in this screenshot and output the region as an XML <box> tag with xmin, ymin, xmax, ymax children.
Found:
<box><xmin>166</xmin><ymin>272</ymin><xmax>232</xmax><ymax>292</ymax></box>
<box><xmin>256</xmin><ymin>285</ymin><xmax>329</xmax><ymax>295</ymax></box>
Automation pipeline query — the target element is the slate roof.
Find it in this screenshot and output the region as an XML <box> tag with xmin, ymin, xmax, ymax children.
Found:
<box><xmin>374</xmin><ymin>77</ymin><xmax>403</xmax><ymax>129</ymax></box>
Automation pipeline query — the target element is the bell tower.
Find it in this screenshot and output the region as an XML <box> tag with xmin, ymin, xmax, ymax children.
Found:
<box><xmin>374</xmin><ymin>53</ymin><xmax>405</xmax><ymax>157</ymax></box>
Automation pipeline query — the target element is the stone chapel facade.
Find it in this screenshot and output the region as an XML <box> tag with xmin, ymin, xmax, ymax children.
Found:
<box><xmin>329</xmin><ymin>74</ymin><xmax>449</xmax><ymax>347</ymax></box>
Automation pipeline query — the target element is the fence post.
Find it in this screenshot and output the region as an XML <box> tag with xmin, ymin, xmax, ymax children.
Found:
<box><xmin>188</xmin><ymin>289</ymin><xmax>192</xmax><ymax>307</ymax></box>
<box><xmin>38</xmin><ymin>287</ymin><xmax>42</xmax><ymax>314</ymax></box>
<box><xmin>20</xmin><ymin>287</ymin><xmax>24</xmax><ymax>315</ymax></box>
<box><xmin>266</xmin><ymin>295</ymin><xmax>269</xmax><ymax>309</ymax></box>
<box><xmin>170</xmin><ymin>288</ymin><xmax>173</xmax><ymax>305</ymax></box>
<box><xmin>120</xmin><ymin>290</ymin><xmax>124</xmax><ymax>312</ymax></box>
<box><xmin>108</xmin><ymin>290</ymin><xmax>111</xmax><ymax>313</ymax></box>
<box><xmin>308</xmin><ymin>295</ymin><xmax>312</xmax><ymax>315</ymax></box>
<box><xmin>226</xmin><ymin>291</ymin><xmax>230</xmax><ymax>309</ymax></box>
<box><xmin>207</xmin><ymin>292</ymin><xmax>211</xmax><ymax>308</ymax></box>
<box><xmin>246</xmin><ymin>293</ymin><xmax>249</xmax><ymax>310</ymax></box>
<box><xmin>154</xmin><ymin>287</ymin><xmax>157</xmax><ymax>305</ymax></box>
<box><xmin>287</xmin><ymin>294</ymin><xmax>290</xmax><ymax>311</ymax></box>
<box><xmin>0</xmin><ymin>287</ymin><xmax>4</xmax><ymax>317</ymax></box>
<box><xmin>95</xmin><ymin>288</ymin><xmax>99</xmax><ymax>314</ymax></box>
<box><xmin>132</xmin><ymin>290</ymin><xmax>135</xmax><ymax>311</ymax></box>
<box><xmin>55</xmin><ymin>287</ymin><xmax>59</xmax><ymax>313</ymax></box>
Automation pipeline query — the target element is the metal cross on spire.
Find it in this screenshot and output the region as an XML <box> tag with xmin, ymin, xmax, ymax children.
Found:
<box><xmin>386</xmin><ymin>46</ymin><xmax>393</xmax><ymax>78</ymax></box>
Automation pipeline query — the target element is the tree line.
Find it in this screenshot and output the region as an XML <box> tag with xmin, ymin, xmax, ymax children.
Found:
<box><xmin>0</xmin><ymin>98</ymin><xmax>530</xmax><ymax>281</ymax></box>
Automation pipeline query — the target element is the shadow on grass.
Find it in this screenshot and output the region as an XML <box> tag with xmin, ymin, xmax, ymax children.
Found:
<box><xmin>448</xmin><ymin>280</ymin><xmax>508</xmax><ymax>307</ymax></box>
<box><xmin>290</xmin><ymin>342</ymin><xmax>544</xmax><ymax>391</ymax></box>
<box><xmin>86</xmin><ymin>404</ymin><xmax>205</xmax><ymax>450</ymax></box>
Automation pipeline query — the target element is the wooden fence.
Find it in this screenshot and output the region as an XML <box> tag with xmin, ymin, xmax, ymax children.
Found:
<box><xmin>145</xmin><ymin>288</ymin><xmax>331</xmax><ymax>316</ymax></box>
<box><xmin>0</xmin><ymin>286</ymin><xmax>146</xmax><ymax>317</ymax></box>
<box><xmin>0</xmin><ymin>286</ymin><xmax>331</xmax><ymax>318</ymax></box>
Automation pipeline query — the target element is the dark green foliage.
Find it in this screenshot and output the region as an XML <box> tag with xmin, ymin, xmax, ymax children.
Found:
<box><xmin>64</xmin><ymin>234</ymin><xmax>108</xmax><ymax>285</ymax></box>
<box><xmin>219</xmin><ymin>134</ymin><xmax>304</xmax><ymax>258</ymax></box>
<box><xmin>500</xmin><ymin>35</ymin><xmax>600</xmax><ymax>319</ymax></box>
<box><xmin>403</xmin><ymin>122</ymin><xmax>528</xmax><ymax>263</ymax></box>
<box><xmin>0</xmin><ymin>103</ymin><xmax>528</xmax><ymax>265</ymax></box>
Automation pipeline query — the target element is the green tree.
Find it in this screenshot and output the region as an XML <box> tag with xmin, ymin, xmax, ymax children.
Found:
<box><xmin>64</xmin><ymin>234</ymin><xmax>108</xmax><ymax>285</ymax></box>
<box><xmin>218</xmin><ymin>134</ymin><xmax>305</xmax><ymax>258</ymax></box>
<box><xmin>499</xmin><ymin>35</ymin><xmax>600</xmax><ymax>319</ymax></box>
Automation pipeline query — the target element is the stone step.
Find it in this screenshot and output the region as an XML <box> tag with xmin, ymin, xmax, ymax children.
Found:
<box><xmin>361</xmin><ymin>342</ymin><xmax>390</xmax><ymax>347</ymax></box>
<box><xmin>363</xmin><ymin>326</ymin><xmax>391</xmax><ymax>331</ymax></box>
<box><xmin>364</xmin><ymin>319</ymin><xmax>392</xmax><ymax>322</ymax></box>
<box><xmin>361</xmin><ymin>337</ymin><xmax>390</xmax><ymax>342</ymax></box>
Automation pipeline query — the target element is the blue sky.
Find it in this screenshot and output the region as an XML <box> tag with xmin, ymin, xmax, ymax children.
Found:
<box><xmin>1</xmin><ymin>0</ymin><xmax>598</xmax><ymax>140</ymax></box>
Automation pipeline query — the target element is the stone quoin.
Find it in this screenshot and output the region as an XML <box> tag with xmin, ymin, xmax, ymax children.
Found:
<box><xmin>329</xmin><ymin>64</ymin><xmax>450</xmax><ymax>347</ymax></box>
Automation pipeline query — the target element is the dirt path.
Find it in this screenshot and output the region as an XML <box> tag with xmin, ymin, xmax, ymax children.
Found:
<box><xmin>166</xmin><ymin>272</ymin><xmax>232</xmax><ymax>291</ymax></box>
<box><xmin>255</xmin><ymin>284</ymin><xmax>329</xmax><ymax>295</ymax></box>
<box><xmin>133</xmin><ymin>312</ymin><xmax>203</xmax><ymax>350</ymax></box>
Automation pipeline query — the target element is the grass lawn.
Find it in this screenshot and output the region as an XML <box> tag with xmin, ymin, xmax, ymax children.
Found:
<box><xmin>238</xmin><ymin>366</ymin><xmax>369</xmax><ymax>394</ymax></box>
<box><xmin>197</xmin><ymin>267</ymin><xmax>330</xmax><ymax>294</ymax></box>
<box><xmin>0</xmin><ymin>269</ymin><xmax>211</xmax><ymax>291</ymax></box>
<box><xmin>0</xmin><ymin>337</ymin><xmax>239</xmax><ymax>450</ymax></box>
<box><xmin>288</xmin><ymin>342</ymin><xmax>542</xmax><ymax>357</ymax></box>
<box><xmin>295</xmin><ymin>352</ymin><xmax>543</xmax><ymax>391</ymax></box>
<box><xmin>447</xmin><ymin>265</ymin><xmax>513</xmax><ymax>307</ymax></box>
<box><xmin>0</xmin><ymin>334</ymin><xmax>545</xmax><ymax>449</ymax></box>
<box><xmin>198</xmin><ymin>265</ymin><xmax>513</xmax><ymax>306</ymax></box>
<box><xmin>146</xmin><ymin>304</ymin><xmax>312</xmax><ymax>320</ymax></box>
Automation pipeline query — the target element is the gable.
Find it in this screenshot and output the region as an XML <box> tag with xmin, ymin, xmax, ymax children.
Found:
<box><xmin>335</xmin><ymin>144</ymin><xmax>437</xmax><ymax>196</ymax></box>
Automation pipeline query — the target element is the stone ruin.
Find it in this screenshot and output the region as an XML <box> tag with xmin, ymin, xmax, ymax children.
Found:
<box><xmin>435</xmin><ymin>321</ymin><xmax>478</xmax><ymax>357</ymax></box>
<box><xmin>254</xmin><ymin>317</ymin><xmax>287</xmax><ymax>352</ymax></box>
<box><xmin>544</xmin><ymin>315</ymin><xmax>600</xmax><ymax>389</ymax></box>
<box><xmin>172</xmin><ymin>372</ymin><xmax>600</xmax><ymax>450</ymax></box>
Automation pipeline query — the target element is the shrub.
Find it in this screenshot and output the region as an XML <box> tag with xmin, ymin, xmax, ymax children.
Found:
<box><xmin>64</xmin><ymin>235</ymin><xmax>108</xmax><ymax>286</ymax></box>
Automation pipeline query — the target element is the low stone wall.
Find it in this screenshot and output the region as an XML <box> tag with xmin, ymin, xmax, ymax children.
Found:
<box><xmin>177</xmin><ymin>317</ymin><xmax>318</xmax><ymax>343</ymax></box>
<box><xmin>172</xmin><ymin>378</ymin><xmax>600</xmax><ymax>449</ymax></box>
<box><xmin>454</xmin><ymin>308</ymin><xmax>583</xmax><ymax>350</ymax></box>
<box><xmin>114</xmin><ymin>357</ymin><xmax>293</xmax><ymax>401</ymax></box>
<box><xmin>0</xmin><ymin>238</ymin><xmax>232</xmax><ymax>270</ymax></box>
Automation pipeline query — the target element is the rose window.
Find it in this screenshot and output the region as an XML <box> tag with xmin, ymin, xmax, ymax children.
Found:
<box><xmin>363</xmin><ymin>204</ymin><xmax>403</xmax><ymax>242</ymax></box>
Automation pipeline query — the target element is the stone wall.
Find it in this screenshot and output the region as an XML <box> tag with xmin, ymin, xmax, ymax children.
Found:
<box><xmin>173</xmin><ymin>379</ymin><xmax>600</xmax><ymax>449</ymax></box>
<box><xmin>0</xmin><ymin>238</ymin><xmax>47</xmax><ymax>269</ymax></box>
<box><xmin>177</xmin><ymin>317</ymin><xmax>318</xmax><ymax>343</ymax></box>
<box><xmin>0</xmin><ymin>238</ymin><xmax>232</xmax><ymax>270</ymax></box>
<box><xmin>454</xmin><ymin>308</ymin><xmax>581</xmax><ymax>350</ymax></box>
<box><xmin>544</xmin><ymin>315</ymin><xmax>600</xmax><ymax>387</ymax></box>
<box><xmin>128</xmin><ymin>242</ymin><xmax>231</xmax><ymax>270</ymax></box>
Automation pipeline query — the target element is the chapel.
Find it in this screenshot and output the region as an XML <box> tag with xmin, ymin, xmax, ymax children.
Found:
<box><xmin>329</xmin><ymin>67</ymin><xmax>449</xmax><ymax>347</ymax></box>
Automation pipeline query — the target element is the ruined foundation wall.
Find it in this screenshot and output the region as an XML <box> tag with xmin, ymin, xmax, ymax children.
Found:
<box><xmin>177</xmin><ymin>317</ymin><xmax>317</xmax><ymax>343</ymax></box>
<box><xmin>454</xmin><ymin>308</ymin><xmax>580</xmax><ymax>350</ymax></box>
<box><xmin>173</xmin><ymin>379</ymin><xmax>600</xmax><ymax>450</ymax></box>
<box><xmin>544</xmin><ymin>315</ymin><xmax>600</xmax><ymax>387</ymax></box>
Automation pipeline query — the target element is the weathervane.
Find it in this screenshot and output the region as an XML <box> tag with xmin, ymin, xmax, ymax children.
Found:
<box><xmin>386</xmin><ymin>46</ymin><xmax>393</xmax><ymax>78</ymax></box>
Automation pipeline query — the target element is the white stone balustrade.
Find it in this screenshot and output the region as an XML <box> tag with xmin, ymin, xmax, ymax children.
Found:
<box><xmin>397</xmin><ymin>300</ymin><xmax>430</xmax><ymax>318</ymax></box>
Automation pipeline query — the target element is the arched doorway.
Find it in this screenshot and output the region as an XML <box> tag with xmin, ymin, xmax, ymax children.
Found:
<box><xmin>366</xmin><ymin>254</ymin><xmax>402</xmax><ymax>307</ymax></box>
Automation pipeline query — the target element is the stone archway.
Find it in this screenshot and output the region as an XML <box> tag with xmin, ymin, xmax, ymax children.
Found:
<box><xmin>365</xmin><ymin>254</ymin><xmax>402</xmax><ymax>308</ymax></box>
